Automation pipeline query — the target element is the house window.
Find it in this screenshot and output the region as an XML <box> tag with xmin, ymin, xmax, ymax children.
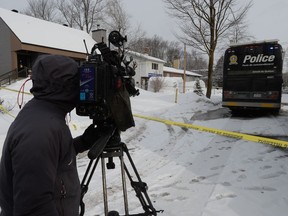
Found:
<box><xmin>152</xmin><ymin>63</ymin><xmax>158</xmax><ymax>70</ymax></box>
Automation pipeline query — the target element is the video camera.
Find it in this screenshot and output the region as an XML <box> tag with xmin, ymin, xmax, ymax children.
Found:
<box><xmin>77</xmin><ymin>31</ymin><xmax>161</xmax><ymax>216</ymax></box>
<box><xmin>76</xmin><ymin>31</ymin><xmax>139</xmax><ymax>131</ymax></box>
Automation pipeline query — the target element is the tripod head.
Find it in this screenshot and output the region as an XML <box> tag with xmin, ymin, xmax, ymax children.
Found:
<box><xmin>87</xmin><ymin>120</ymin><xmax>120</xmax><ymax>160</ymax></box>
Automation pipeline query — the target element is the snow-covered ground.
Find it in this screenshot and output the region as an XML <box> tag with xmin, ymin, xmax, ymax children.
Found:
<box><xmin>1</xmin><ymin>79</ymin><xmax>288</xmax><ymax>216</ymax></box>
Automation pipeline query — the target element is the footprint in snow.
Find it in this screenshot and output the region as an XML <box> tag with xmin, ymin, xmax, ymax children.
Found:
<box><xmin>211</xmin><ymin>193</ymin><xmax>237</xmax><ymax>201</ymax></box>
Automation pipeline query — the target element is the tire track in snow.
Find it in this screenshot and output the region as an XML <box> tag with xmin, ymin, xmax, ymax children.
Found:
<box><xmin>179</xmin><ymin>117</ymin><xmax>243</xmax><ymax>216</ymax></box>
<box><xmin>262</xmin><ymin>113</ymin><xmax>288</xmax><ymax>141</ymax></box>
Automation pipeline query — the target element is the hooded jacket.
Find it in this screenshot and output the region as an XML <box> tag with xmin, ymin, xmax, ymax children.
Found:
<box><xmin>0</xmin><ymin>55</ymin><xmax>82</xmax><ymax>216</ymax></box>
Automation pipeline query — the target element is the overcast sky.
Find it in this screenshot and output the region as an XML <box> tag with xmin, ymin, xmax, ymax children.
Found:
<box><xmin>1</xmin><ymin>0</ymin><xmax>288</xmax><ymax>48</ymax></box>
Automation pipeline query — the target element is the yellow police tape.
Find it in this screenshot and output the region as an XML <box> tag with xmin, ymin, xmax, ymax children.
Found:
<box><xmin>0</xmin><ymin>87</ymin><xmax>30</xmax><ymax>119</ymax></box>
<box><xmin>133</xmin><ymin>114</ymin><xmax>288</xmax><ymax>148</ymax></box>
<box><xmin>0</xmin><ymin>87</ymin><xmax>31</xmax><ymax>95</ymax></box>
<box><xmin>2</xmin><ymin>86</ymin><xmax>287</xmax><ymax>148</ymax></box>
<box><xmin>0</xmin><ymin>105</ymin><xmax>16</xmax><ymax>118</ymax></box>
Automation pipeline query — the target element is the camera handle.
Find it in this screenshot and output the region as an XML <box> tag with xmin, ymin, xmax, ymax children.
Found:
<box><xmin>87</xmin><ymin>126</ymin><xmax>116</xmax><ymax>160</ymax></box>
<box><xmin>80</xmin><ymin>141</ymin><xmax>162</xmax><ymax>216</ymax></box>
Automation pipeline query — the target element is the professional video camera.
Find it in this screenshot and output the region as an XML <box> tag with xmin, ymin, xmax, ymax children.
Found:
<box><xmin>76</xmin><ymin>30</ymin><xmax>139</xmax><ymax>131</ymax></box>
<box><xmin>76</xmin><ymin>31</ymin><xmax>161</xmax><ymax>216</ymax></box>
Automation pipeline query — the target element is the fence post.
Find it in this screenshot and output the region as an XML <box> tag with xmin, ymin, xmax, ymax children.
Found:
<box><xmin>175</xmin><ymin>88</ymin><xmax>178</xmax><ymax>103</ymax></box>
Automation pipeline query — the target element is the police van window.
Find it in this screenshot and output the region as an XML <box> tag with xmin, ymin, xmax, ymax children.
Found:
<box><xmin>243</xmin><ymin>46</ymin><xmax>264</xmax><ymax>54</ymax></box>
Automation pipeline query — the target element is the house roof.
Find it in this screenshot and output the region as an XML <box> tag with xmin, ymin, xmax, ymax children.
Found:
<box><xmin>126</xmin><ymin>50</ymin><xmax>166</xmax><ymax>64</ymax></box>
<box><xmin>0</xmin><ymin>7</ymin><xmax>96</xmax><ymax>54</ymax></box>
<box><xmin>163</xmin><ymin>66</ymin><xmax>202</xmax><ymax>77</ymax></box>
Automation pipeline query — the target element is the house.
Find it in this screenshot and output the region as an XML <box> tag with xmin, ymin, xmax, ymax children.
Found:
<box><xmin>126</xmin><ymin>50</ymin><xmax>166</xmax><ymax>89</ymax></box>
<box><xmin>126</xmin><ymin>51</ymin><xmax>203</xmax><ymax>90</ymax></box>
<box><xmin>0</xmin><ymin>7</ymin><xmax>96</xmax><ymax>82</ymax></box>
<box><xmin>163</xmin><ymin>66</ymin><xmax>202</xmax><ymax>81</ymax></box>
<box><xmin>0</xmin><ymin>7</ymin><xmax>167</xmax><ymax>91</ymax></box>
<box><xmin>0</xmin><ymin>7</ymin><xmax>202</xmax><ymax>92</ymax></box>
<box><xmin>146</xmin><ymin>66</ymin><xmax>203</xmax><ymax>93</ymax></box>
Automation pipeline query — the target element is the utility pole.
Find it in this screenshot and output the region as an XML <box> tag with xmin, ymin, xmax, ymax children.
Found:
<box><xmin>183</xmin><ymin>43</ymin><xmax>187</xmax><ymax>93</ymax></box>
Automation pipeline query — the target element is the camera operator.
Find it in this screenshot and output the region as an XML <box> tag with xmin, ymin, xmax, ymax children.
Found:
<box><xmin>0</xmin><ymin>55</ymin><xmax>99</xmax><ymax>216</ymax></box>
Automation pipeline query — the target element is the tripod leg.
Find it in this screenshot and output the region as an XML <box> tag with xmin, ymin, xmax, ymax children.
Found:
<box><xmin>88</xmin><ymin>143</ymin><xmax>161</xmax><ymax>216</ymax></box>
<box><xmin>122</xmin><ymin>143</ymin><xmax>158</xmax><ymax>215</ymax></box>
<box><xmin>101</xmin><ymin>146</ymin><xmax>129</xmax><ymax>215</ymax></box>
<box><xmin>80</xmin><ymin>157</ymin><xmax>100</xmax><ymax>216</ymax></box>
<box><xmin>101</xmin><ymin>155</ymin><xmax>109</xmax><ymax>216</ymax></box>
<box><xmin>119</xmin><ymin>151</ymin><xmax>129</xmax><ymax>215</ymax></box>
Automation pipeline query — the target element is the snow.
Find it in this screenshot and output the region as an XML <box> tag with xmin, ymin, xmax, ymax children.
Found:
<box><xmin>163</xmin><ymin>66</ymin><xmax>202</xmax><ymax>77</ymax></box>
<box><xmin>1</xmin><ymin>79</ymin><xmax>288</xmax><ymax>216</ymax></box>
<box><xmin>147</xmin><ymin>77</ymin><xmax>206</xmax><ymax>94</ymax></box>
<box><xmin>127</xmin><ymin>50</ymin><xmax>166</xmax><ymax>64</ymax></box>
<box><xmin>0</xmin><ymin>7</ymin><xmax>96</xmax><ymax>53</ymax></box>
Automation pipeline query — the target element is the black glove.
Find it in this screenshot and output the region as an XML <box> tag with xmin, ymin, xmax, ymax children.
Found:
<box><xmin>81</xmin><ymin>124</ymin><xmax>101</xmax><ymax>146</ymax></box>
<box><xmin>73</xmin><ymin>124</ymin><xmax>101</xmax><ymax>153</ymax></box>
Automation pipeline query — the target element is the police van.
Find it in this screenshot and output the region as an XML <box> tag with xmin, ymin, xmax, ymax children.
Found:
<box><xmin>222</xmin><ymin>40</ymin><xmax>283</xmax><ymax>113</ymax></box>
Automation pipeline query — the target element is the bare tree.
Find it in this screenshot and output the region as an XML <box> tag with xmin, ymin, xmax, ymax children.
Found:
<box><xmin>101</xmin><ymin>0</ymin><xmax>147</xmax><ymax>47</ymax></box>
<box><xmin>128</xmin><ymin>35</ymin><xmax>168</xmax><ymax>59</ymax></box>
<box><xmin>186</xmin><ymin>50</ymin><xmax>207</xmax><ymax>70</ymax></box>
<box><xmin>166</xmin><ymin>41</ymin><xmax>181</xmax><ymax>67</ymax></box>
<box><xmin>213</xmin><ymin>55</ymin><xmax>224</xmax><ymax>87</ymax></box>
<box><xmin>103</xmin><ymin>0</ymin><xmax>130</xmax><ymax>35</ymax></box>
<box><xmin>227</xmin><ymin>9</ymin><xmax>254</xmax><ymax>44</ymax></box>
<box><xmin>24</xmin><ymin>0</ymin><xmax>105</xmax><ymax>33</ymax></box>
<box><xmin>149</xmin><ymin>77</ymin><xmax>167</xmax><ymax>92</ymax></box>
<box><xmin>163</xmin><ymin>0</ymin><xmax>252</xmax><ymax>98</ymax></box>
<box><xmin>149</xmin><ymin>35</ymin><xmax>168</xmax><ymax>59</ymax></box>
<box><xmin>56</xmin><ymin>0</ymin><xmax>105</xmax><ymax>33</ymax></box>
<box><xmin>126</xmin><ymin>24</ymin><xmax>147</xmax><ymax>49</ymax></box>
<box><xmin>24</xmin><ymin>0</ymin><xmax>58</xmax><ymax>21</ymax></box>
<box><xmin>55</xmin><ymin>0</ymin><xmax>76</xmax><ymax>27</ymax></box>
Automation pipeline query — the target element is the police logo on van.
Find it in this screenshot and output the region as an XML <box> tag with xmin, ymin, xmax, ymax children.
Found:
<box><xmin>229</xmin><ymin>55</ymin><xmax>238</xmax><ymax>65</ymax></box>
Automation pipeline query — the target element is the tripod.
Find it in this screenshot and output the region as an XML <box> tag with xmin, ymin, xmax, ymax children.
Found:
<box><xmin>79</xmin><ymin>127</ymin><xmax>161</xmax><ymax>216</ymax></box>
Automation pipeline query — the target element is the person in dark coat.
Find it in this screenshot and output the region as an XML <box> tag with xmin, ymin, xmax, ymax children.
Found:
<box><xmin>0</xmin><ymin>55</ymin><xmax>98</xmax><ymax>216</ymax></box>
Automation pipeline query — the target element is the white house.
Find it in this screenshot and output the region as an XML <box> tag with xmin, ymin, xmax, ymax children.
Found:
<box><xmin>126</xmin><ymin>50</ymin><xmax>166</xmax><ymax>89</ymax></box>
<box><xmin>125</xmin><ymin>51</ymin><xmax>204</xmax><ymax>90</ymax></box>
